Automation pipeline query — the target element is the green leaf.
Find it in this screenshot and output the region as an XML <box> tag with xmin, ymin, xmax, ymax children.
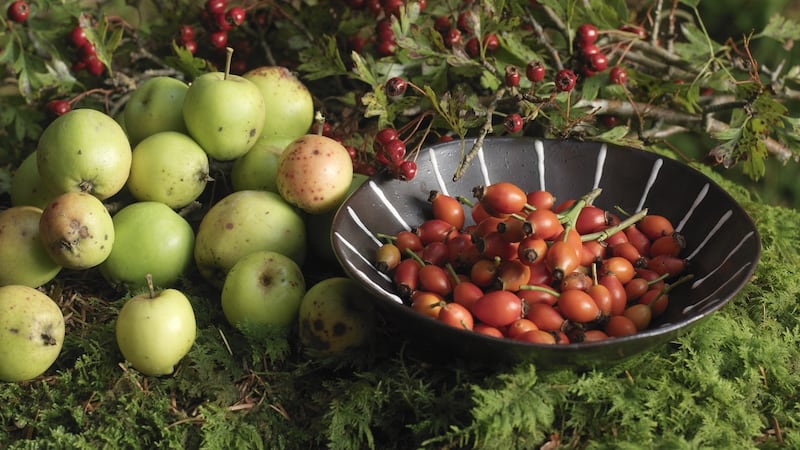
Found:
<box><xmin>679</xmin><ymin>0</ymin><xmax>700</xmax><ymax>8</ymax></box>
<box><xmin>756</xmin><ymin>14</ymin><xmax>800</xmax><ymax>43</ymax></box>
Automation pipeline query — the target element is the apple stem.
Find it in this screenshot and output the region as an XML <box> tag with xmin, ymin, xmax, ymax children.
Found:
<box><xmin>145</xmin><ymin>273</ymin><xmax>156</xmax><ymax>299</ymax></box>
<box><xmin>224</xmin><ymin>47</ymin><xmax>234</xmax><ymax>80</ymax></box>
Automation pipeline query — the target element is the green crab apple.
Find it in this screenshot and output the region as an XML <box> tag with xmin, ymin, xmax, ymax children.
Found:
<box><xmin>123</xmin><ymin>76</ymin><xmax>189</xmax><ymax>146</ymax></box>
<box><xmin>0</xmin><ymin>285</ymin><xmax>65</xmax><ymax>382</ymax></box>
<box><xmin>0</xmin><ymin>206</ymin><xmax>62</xmax><ymax>288</ymax></box>
<box><xmin>36</xmin><ymin>108</ymin><xmax>132</xmax><ymax>200</ymax></box>
<box><xmin>38</xmin><ymin>191</ymin><xmax>115</xmax><ymax>270</ymax></box>
<box><xmin>297</xmin><ymin>277</ymin><xmax>375</xmax><ymax>354</ymax></box>
<box><xmin>221</xmin><ymin>250</ymin><xmax>306</xmax><ymax>329</ymax></box>
<box><xmin>243</xmin><ymin>66</ymin><xmax>314</xmax><ymax>143</ymax></box>
<box><xmin>126</xmin><ymin>131</ymin><xmax>210</xmax><ymax>209</ymax></box>
<box><xmin>182</xmin><ymin>52</ymin><xmax>266</xmax><ymax>161</ymax></box>
<box><xmin>276</xmin><ymin>134</ymin><xmax>354</xmax><ymax>214</ymax></box>
<box><xmin>230</xmin><ymin>134</ymin><xmax>293</xmax><ymax>193</ymax></box>
<box><xmin>10</xmin><ymin>152</ymin><xmax>61</xmax><ymax>209</ymax></box>
<box><xmin>100</xmin><ymin>201</ymin><xmax>195</xmax><ymax>291</ymax></box>
<box><xmin>194</xmin><ymin>190</ymin><xmax>306</xmax><ymax>288</ymax></box>
<box><xmin>115</xmin><ymin>276</ymin><xmax>196</xmax><ymax>376</ymax></box>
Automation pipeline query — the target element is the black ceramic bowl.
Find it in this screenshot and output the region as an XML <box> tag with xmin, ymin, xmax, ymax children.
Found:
<box><xmin>331</xmin><ymin>138</ymin><xmax>760</xmax><ymax>367</ymax></box>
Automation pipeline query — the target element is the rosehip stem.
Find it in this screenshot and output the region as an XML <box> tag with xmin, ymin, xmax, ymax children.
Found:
<box><xmin>580</xmin><ymin>208</ymin><xmax>649</xmax><ymax>243</ymax></box>
<box><xmin>643</xmin><ymin>273</ymin><xmax>695</xmax><ymax>306</ymax></box>
<box><xmin>518</xmin><ymin>284</ymin><xmax>560</xmax><ymax>298</ymax></box>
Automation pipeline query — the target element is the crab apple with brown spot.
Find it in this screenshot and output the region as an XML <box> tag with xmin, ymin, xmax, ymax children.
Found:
<box><xmin>276</xmin><ymin>134</ymin><xmax>354</xmax><ymax>214</ymax></box>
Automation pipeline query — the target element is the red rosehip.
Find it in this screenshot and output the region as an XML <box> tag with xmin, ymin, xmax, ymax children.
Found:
<box><xmin>576</xmin><ymin>23</ymin><xmax>598</xmax><ymax>45</ymax></box>
<box><xmin>69</xmin><ymin>26</ymin><xmax>88</xmax><ymax>48</ymax></box>
<box><xmin>504</xmin><ymin>113</ymin><xmax>524</xmax><ymax>133</ymax></box>
<box><xmin>225</xmin><ymin>6</ymin><xmax>246</xmax><ymax>27</ymax></box>
<box><xmin>505</xmin><ymin>65</ymin><xmax>521</xmax><ymax>88</ymax></box>
<box><xmin>399</xmin><ymin>160</ymin><xmax>417</xmax><ymax>181</ymax></box>
<box><xmin>206</xmin><ymin>0</ymin><xmax>227</xmax><ymax>15</ymax></box>
<box><xmin>45</xmin><ymin>99</ymin><xmax>71</xmax><ymax>119</ymax></box>
<box><xmin>525</xmin><ymin>61</ymin><xmax>545</xmax><ymax>82</ymax></box>
<box><xmin>609</xmin><ymin>66</ymin><xmax>628</xmax><ymax>85</ymax></box>
<box><xmin>7</xmin><ymin>0</ymin><xmax>30</xmax><ymax>23</ymax></box>
<box><xmin>385</xmin><ymin>76</ymin><xmax>408</xmax><ymax>97</ymax></box>
<box><xmin>209</xmin><ymin>30</ymin><xmax>228</xmax><ymax>48</ymax></box>
<box><xmin>555</xmin><ymin>69</ymin><xmax>577</xmax><ymax>92</ymax></box>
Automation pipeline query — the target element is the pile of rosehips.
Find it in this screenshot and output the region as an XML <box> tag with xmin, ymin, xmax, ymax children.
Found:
<box><xmin>374</xmin><ymin>181</ymin><xmax>691</xmax><ymax>344</ymax></box>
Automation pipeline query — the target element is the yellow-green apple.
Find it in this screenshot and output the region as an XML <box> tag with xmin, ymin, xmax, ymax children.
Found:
<box><xmin>115</xmin><ymin>277</ymin><xmax>196</xmax><ymax>376</ymax></box>
<box><xmin>100</xmin><ymin>201</ymin><xmax>195</xmax><ymax>290</ymax></box>
<box><xmin>182</xmin><ymin>69</ymin><xmax>265</xmax><ymax>161</ymax></box>
<box><xmin>276</xmin><ymin>134</ymin><xmax>354</xmax><ymax>214</ymax></box>
<box><xmin>10</xmin><ymin>152</ymin><xmax>60</xmax><ymax>209</ymax></box>
<box><xmin>126</xmin><ymin>131</ymin><xmax>210</xmax><ymax>209</ymax></box>
<box><xmin>0</xmin><ymin>285</ymin><xmax>65</xmax><ymax>382</ymax></box>
<box><xmin>36</xmin><ymin>108</ymin><xmax>132</xmax><ymax>200</ymax></box>
<box><xmin>221</xmin><ymin>250</ymin><xmax>306</xmax><ymax>329</ymax></box>
<box><xmin>230</xmin><ymin>134</ymin><xmax>293</xmax><ymax>193</ymax></box>
<box><xmin>242</xmin><ymin>66</ymin><xmax>314</xmax><ymax>143</ymax></box>
<box><xmin>0</xmin><ymin>206</ymin><xmax>62</xmax><ymax>288</ymax></box>
<box><xmin>194</xmin><ymin>190</ymin><xmax>306</xmax><ymax>288</ymax></box>
<box><xmin>297</xmin><ymin>277</ymin><xmax>375</xmax><ymax>354</ymax></box>
<box><xmin>38</xmin><ymin>191</ymin><xmax>115</xmax><ymax>270</ymax></box>
<box><xmin>123</xmin><ymin>76</ymin><xmax>189</xmax><ymax>146</ymax></box>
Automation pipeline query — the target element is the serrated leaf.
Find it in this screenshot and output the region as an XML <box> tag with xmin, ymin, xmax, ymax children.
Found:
<box><xmin>757</xmin><ymin>14</ymin><xmax>800</xmax><ymax>43</ymax></box>
<box><xmin>349</xmin><ymin>51</ymin><xmax>378</xmax><ymax>87</ymax></box>
<box><xmin>673</xmin><ymin>22</ymin><xmax>718</xmax><ymax>61</ymax></box>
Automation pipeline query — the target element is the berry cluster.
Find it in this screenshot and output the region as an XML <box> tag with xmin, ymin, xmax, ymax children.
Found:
<box><xmin>6</xmin><ymin>0</ymin><xmax>29</xmax><ymax>23</ymax></box>
<box><xmin>433</xmin><ymin>9</ymin><xmax>499</xmax><ymax>58</ymax></box>
<box><xmin>176</xmin><ymin>0</ymin><xmax>246</xmax><ymax>55</ymax></box>
<box><xmin>373</xmin><ymin>127</ymin><xmax>417</xmax><ymax>180</ymax></box>
<box><xmin>68</xmin><ymin>25</ymin><xmax>105</xmax><ymax>77</ymax></box>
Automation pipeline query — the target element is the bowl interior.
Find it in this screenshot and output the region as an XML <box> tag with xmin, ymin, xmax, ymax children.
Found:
<box><xmin>331</xmin><ymin>138</ymin><xmax>760</xmax><ymax>366</ymax></box>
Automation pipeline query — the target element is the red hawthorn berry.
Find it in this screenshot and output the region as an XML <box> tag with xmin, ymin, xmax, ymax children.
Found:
<box><xmin>214</xmin><ymin>12</ymin><xmax>232</xmax><ymax>31</ymax></box>
<box><xmin>609</xmin><ymin>66</ymin><xmax>628</xmax><ymax>85</ymax></box>
<box><xmin>69</xmin><ymin>26</ymin><xmax>88</xmax><ymax>48</ymax></box>
<box><xmin>375</xmin><ymin>127</ymin><xmax>399</xmax><ymax>146</ymax></box>
<box><xmin>588</xmin><ymin>52</ymin><xmax>608</xmax><ymax>72</ymax></box>
<box><xmin>225</xmin><ymin>7</ymin><xmax>246</xmax><ymax>27</ymax></box>
<box><xmin>598</xmin><ymin>114</ymin><xmax>618</xmax><ymax>128</ymax></box>
<box><xmin>525</xmin><ymin>61</ymin><xmax>545</xmax><ymax>82</ymax></box>
<box><xmin>382</xmin><ymin>0</ymin><xmax>404</xmax><ymax>17</ymax></box>
<box><xmin>84</xmin><ymin>55</ymin><xmax>105</xmax><ymax>76</ymax></box>
<box><xmin>483</xmin><ymin>33</ymin><xmax>499</xmax><ymax>53</ymax></box>
<box><xmin>505</xmin><ymin>65</ymin><xmax>521</xmax><ymax>88</ymax></box>
<box><xmin>504</xmin><ymin>113</ymin><xmax>524</xmax><ymax>133</ymax></box>
<box><xmin>576</xmin><ymin>23</ymin><xmax>598</xmax><ymax>45</ymax></box>
<box><xmin>209</xmin><ymin>30</ymin><xmax>228</xmax><ymax>48</ymax></box>
<box><xmin>443</xmin><ymin>28</ymin><xmax>461</xmax><ymax>48</ymax></box>
<box><xmin>206</xmin><ymin>0</ymin><xmax>227</xmax><ymax>15</ymax></box>
<box><xmin>179</xmin><ymin>25</ymin><xmax>195</xmax><ymax>42</ymax></box>
<box><xmin>465</xmin><ymin>37</ymin><xmax>480</xmax><ymax>58</ymax></box>
<box><xmin>377</xmin><ymin>39</ymin><xmax>397</xmax><ymax>56</ymax></box>
<box><xmin>182</xmin><ymin>39</ymin><xmax>198</xmax><ymax>54</ymax></box>
<box><xmin>555</xmin><ymin>69</ymin><xmax>577</xmax><ymax>92</ymax></box>
<box><xmin>399</xmin><ymin>160</ymin><xmax>417</xmax><ymax>180</ymax></box>
<box><xmin>6</xmin><ymin>0</ymin><xmax>30</xmax><ymax>23</ymax></box>
<box><xmin>456</xmin><ymin>10</ymin><xmax>476</xmax><ymax>34</ymax></box>
<box><xmin>45</xmin><ymin>99</ymin><xmax>71</xmax><ymax>119</ymax></box>
<box><xmin>434</xmin><ymin>16</ymin><xmax>451</xmax><ymax>33</ymax></box>
<box><xmin>385</xmin><ymin>77</ymin><xmax>408</xmax><ymax>97</ymax></box>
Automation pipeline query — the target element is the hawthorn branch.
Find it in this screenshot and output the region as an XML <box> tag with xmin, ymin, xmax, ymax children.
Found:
<box><xmin>574</xmin><ymin>98</ymin><xmax>793</xmax><ymax>162</ymax></box>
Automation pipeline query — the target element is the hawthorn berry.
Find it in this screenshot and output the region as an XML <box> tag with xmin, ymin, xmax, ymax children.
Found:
<box><xmin>179</xmin><ymin>25</ymin><xmax>195</xmax><ymax>42</ymax></box>
<box><xmin>377</xmin><ymin>39</ymin><xmax>397</xmax><ymax>56</ymax></box>
<box><xmin>382</xmin><ymin>0</ymin><xmax>404</xmax><ymax>17</ymax></box>
<box><xmin>69</xmin><ymin>26</ymin><xmax>88</xmax><ymax>48</ymax></box>
<box><xmin>483</xmin><ymin>33</ymin><xmax>499</xmax><ymax>53</ymax></box>
<box><xmin>525</xmin><ymin>61</ymin><xmax>545</xmax><ymax>82</ymax></box>
<box><xmin>385</xmin><ymin>77</ymin><xmax>408</xmax><ymax>97</ymax></box>
<box><xmin>505</xmin><ymin>65</ymin><xmax>521</xmax><ymax>88</ymax></box>
<box><xmin>6</xmin><ymin>0</ymin><xmax>29</xmax><ymax>23</ymax></box>
<box><xmin>576</xmin><ymin>23</ymin><xmax>598</xmax><ymax>45</ymax></box>
<box><xmin>206</xmin><ymin>0</ymin><xmax>227</xmax><ymax>15</ymax></box>
<box><xmin>465</xmin><ymin>37</ymin><xmax>480</xmax><ymax>58</ymax></box>
<box><xmin>555</xmin><ymin>69</ymin><xmax>577</xmax><ymax>92</ymax></box>
<box><xmin>45</xmin><ymin>100</ymin><xmax>71</xmax><ymax>119</ymax></box>
<box><xmin>182</xmin><ymin>39</ymin><xmax>198</xmax><ymax>54</ymax></box>
<box><xmin>504</xmin><ymin>113</ymin><xmax>524</xmax><ymax>133</ymax></box>
<box><xmin>434</xmin><ymin>16</ymin><xmax>451</xmax><ymax>33</ymax></box>
<box><xmin>375</xmin><ymin>127</ymin><xmax>399</xmax><ymax>146</ymax></box>
<box><xmin>225</xmin><ymin>6</ymin><xmax>246</xmax><ymax>27</ymax></box>
<box><xmin>209</xmin><ymin>30</ymin><xmax>228</xmax><ymax>48</ymax></box>
<box><xmin>383</xmin><ymin>139</ymin><xmax>407</xmax><ymax>165</ymax></box>
<box><xmin>214</xmin><ymin>12</ymin><xmax>232</xmax><ymax>32</ymax></box>
<box><xmin>399</xmin><ymin>160</ymin><xmax>417</xmax><ymax>180</ymax></box>
<box><xmin>443</xmin><ymin>28</ymin><xmax>462</xmax><ymax>48</ymax></box>
<box><xmin>84</xmin><ymin>55</ymin><xmax>105</xmax><ymax>76</ymax></box>
<box><xmin>588</xmin><ymin>52</ymin><xmax>608</xmax><ymax>72</ymax></box>
<box><xmin>609</xmin><ymin>66</ymin><xmax>628</xmax><ymax>85</ymax></box>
